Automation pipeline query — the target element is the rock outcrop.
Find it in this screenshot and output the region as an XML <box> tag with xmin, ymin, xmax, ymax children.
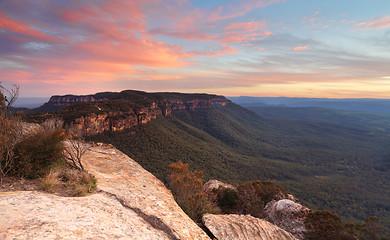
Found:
<box><xmin>203</xmin><ymin>180</ymin><xmax>237</xmax><ymax>194</ymax></box>
<box><xmin>0</xmin><ymin>143</ymin><xmax>210</xmax><ymax>240</ymax></box>
<box><xmin>264</xmin><ymin>199</ymin><xmax>310</xmax><ymax>240</ymax></box>
<box><xmin>203</xmin><ymin>214</ymin><xmax>297</xmax><ymax>240</ymax></box>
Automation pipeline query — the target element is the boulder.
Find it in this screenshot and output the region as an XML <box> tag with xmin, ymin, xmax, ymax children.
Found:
<box><xmin>203</xmin><ymin>214</ymin><xmax>297</xmax><ymax>240</ymax></box>
<box><xmin>264</xmin><ymin>199</ymin><xmax>310</xmax><ymax>240</ymax></box>
<box><xmin>203</xmin><ymin>180</ymin><xmax>237</xmax><ymax>194</ymax></box>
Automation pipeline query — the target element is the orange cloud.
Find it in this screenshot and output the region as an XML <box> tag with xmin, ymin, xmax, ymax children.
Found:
<box><xmin>356</xmin><ymin>15</ymin><xmax>390</xmax><ymax>30</ymax></box>
<box><xmin>0</xmin><ymin>11</ymin><xmax>58</xmax><ymax>41</ymax></box>
<box><xmin>293</xmin><ymin>46</ymin><xmax>309</xmax><ymax>51</ymax></box>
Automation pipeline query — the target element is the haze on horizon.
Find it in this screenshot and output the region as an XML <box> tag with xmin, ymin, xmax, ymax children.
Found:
<box><xmin>1</xmin><ymin>0</ymin><xmax>390</xmax><ymax>98</ymax></box>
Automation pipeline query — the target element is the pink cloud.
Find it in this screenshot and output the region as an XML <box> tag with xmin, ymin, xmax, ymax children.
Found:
<box><xmin>222</xmin><ymin>21</ymin><xmax>271</xmax><ymax>44</ymax></box>
<box><xmin>293</xmin><ymin>46</ymin><xmax>309</xmax><ymax>51</ymax></box>
<box><xmin>0</xmin><ymin>11</ymin><xmax>58</xmax><ymax>41</ymax></box>
<box><xmin>356</xmin><ymin>15</ymin><xmax>390</xmax><ymax>30</ymax></box>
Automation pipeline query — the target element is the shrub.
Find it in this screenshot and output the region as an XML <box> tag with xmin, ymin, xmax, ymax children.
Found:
<box><xmin>168</xmin><ymin>161</ymin><xmax>216</xmax><ymax>223</ymax></box>
<box><xmin>13</xmin><ymin>129</ymin><xmax>66</xmax><ymax>179</ymax></box>
<box><xmin>215</xmin><ymin>187</ymin><xmax>239</xmax><ymax>213</ymax></box>
<box><xmin>234</xmin><ymin>180</ymin><xmax>284</xmax><ymax>218</ymax></box>
<box><xmin>305</xmin><ymin>210</ymin><xmax>354</xmax><ymax>240</ymax></box>
<box><xmin>0</xmin><ymin>115</ymin><xmax>22</xmax><ymax>183</ymax></box>
<box><xmin>41</xmin><ymin>170</ymin><xmax>60</xmax><ymax>193</ymax></box>
<box><xmin>0</xmin><ymin>84</ymin><xmax>21</xmax><ymax>184</ymax></box>
<box><xmin>41</xmin><ymin>166</ymin><xmax>97</xmax><ymax>197</ymax></box>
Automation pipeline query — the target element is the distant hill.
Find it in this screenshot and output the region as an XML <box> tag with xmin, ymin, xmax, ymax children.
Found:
<box><xmin>25</xmin><ymin>90</ymin><xmax>390</xmax><ymax>236</ymax></box>
<box><xmin>13</xmin><ymin>97</ymin><xmax>49</xmax><ymax>109</ymax></box>
<box><xmin>228</xmin><ymin>96</ymin><xmax>390</xmax><ymax>114</ymax></box>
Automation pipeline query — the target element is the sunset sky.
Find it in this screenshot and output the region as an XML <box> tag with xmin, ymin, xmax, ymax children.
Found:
<box><xmin>1</xmin><ymin>0</ymin><xmax>390</xmax><ymax>98</ymax></box>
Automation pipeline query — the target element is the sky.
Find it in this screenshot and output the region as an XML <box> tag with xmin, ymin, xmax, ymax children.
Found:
<box><xmin>1</xmin><ymin>0</ymin><xmax>390</xmax><ymax>98</ymax></box>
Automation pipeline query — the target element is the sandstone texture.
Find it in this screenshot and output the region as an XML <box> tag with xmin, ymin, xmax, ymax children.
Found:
<box><xmin>264</xmin><ymin>199</ymin><xmax>310</xmax><ymax>240</ymax></box>
<box><xmin>0</xmin><ymin>191</ymin><xmax>175</xmax><ymax>239</ymax></box>
<box><xmin>0</xmin><ymin>143</ymin><xmax>210</xmax><ymax>240</ymax></box>
<box><xmin>203</xmin><ymin>214</ymin><xmax>297</xmax><ymax>240</ymax></box>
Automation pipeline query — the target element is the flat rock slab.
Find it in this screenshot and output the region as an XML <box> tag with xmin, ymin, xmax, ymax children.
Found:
<box><xmin>0</xmin><ymin>191</ymin><xmax>173</xmax><ymax>239</ymax></box>
<box><xmin>203</xmin><ymin>214</ymin><xmax>297</xmax><ymax>240</ymax></box>
<box><xmin>0</xmin><ymin>143</ymin><xmax>210</xmax><ymax>240</ymax></box>
<box><xmin>81</xmin><ymin>143</ymin><xmax>210</xmax><ymax>240</ymax></box>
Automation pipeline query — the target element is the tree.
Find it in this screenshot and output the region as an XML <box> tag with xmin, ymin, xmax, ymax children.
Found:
<box><xmin>64</xmin><ymin>125</ymin><xmax>91</xmax><ymax>171</ymax></box>
<box><xmin>0</xmin><ymin>84</ymin><xmax>21</xmax><ymax>184</ymax></box>
<box><xmin>0</xmin><ymin>83</ymin><xmax>19</xmax><ymax>116</ymax></box>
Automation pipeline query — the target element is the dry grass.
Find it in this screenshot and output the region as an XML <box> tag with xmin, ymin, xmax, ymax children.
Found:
<box><xmin>41</xmin><ymin>170</ymin><xmax>60</xmax><ymax>193</ymax></box>
<box><xmin>37</xmin><ymin>165</ymin><xmax>97</xmax><ymax>197</ymax></box>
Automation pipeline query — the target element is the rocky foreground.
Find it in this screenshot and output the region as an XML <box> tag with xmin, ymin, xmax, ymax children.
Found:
<box><xmin>0</xmin><ymin>143</ymin><xmax>298</xmax><ymax>239</ymax></box>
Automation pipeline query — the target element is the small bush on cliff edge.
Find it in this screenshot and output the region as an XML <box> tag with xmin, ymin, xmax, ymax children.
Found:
<box><xmin>40</xmin><ymin>166</ymin><xmax>97</xmax><ymax>196</ymax></box>
<box><xmin>12</xmin><ymin>129</ymin><xmax>66</xmax><ymax>179</ymax></box>
<box><xmin>167</xmin><ymin>161</ymin><xmax>217</xmax><ymax>223</ymax></box>
<box><xmin>234</xmin><ymin>180</ymin><xmax>285</xmax><ymax>218</ymax></box>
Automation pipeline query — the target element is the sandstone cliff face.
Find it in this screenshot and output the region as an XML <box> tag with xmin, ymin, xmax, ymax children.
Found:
<box><xmin>0</xmin><ymin>143</ymin><xmax>210</xmax><ymax>240</ymax></box>
<box><xmin>264</xmin><ymin>199</ymin><xmax>310</xmax><ymax>240</ymax></box>
<box><xmin>203</xmin><ymin>214</ymin><xmax>297</xmax><ymax>240</ymax></box>
<box><xmin>65</xmin><ymin>95</ymin><xmax>230</xmax><ymax>136</ymax></box>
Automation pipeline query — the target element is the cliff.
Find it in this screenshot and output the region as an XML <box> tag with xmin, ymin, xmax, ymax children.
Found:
<box><xmin>0</xmin><ymin>143</ymin><xmax>210</xmax><ymax>239</ymax></box>
<box><xmin>43</xmin><ymin>92</ymin><xmax>115</xmax><ymax>108</ymax></box>
<box><xmin>33</xmin><ymin>90</ymin><xmax>231</xmax><ymax>136</ymax></box>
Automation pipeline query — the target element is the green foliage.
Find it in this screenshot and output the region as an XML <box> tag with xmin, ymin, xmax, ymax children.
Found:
<box><xmin>305</xmin><ymin>210</ymin><xmax>350</xmax><ymax>240</ymax></box>
<box><xmin>235</xmin><ymin>180</ymin><xmax>282</xmax><ymax>218</ymax></box>
<box><xmin>215</xmin><ymin>187</ymin><xmax>239</xmax><ymax>213</ymax></box>
<box><xmin>13</xmin><ymin>129</ymin><xmax>66</xmax><ymax>179</ymax></box>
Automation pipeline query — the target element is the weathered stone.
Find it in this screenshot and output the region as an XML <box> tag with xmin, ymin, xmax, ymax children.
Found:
<box><xmin>0</xmin><ymin>143</ymin><xmax>210</xmax><ymax>240</ymax></box>
<box><xmin>81</xmin><ymin>143</ymin><xmax>211</xmax><ymax>240</ymax></box>
<box><xmin>0</xmin><ymin>191</ymin><xmax>175</xmax><ymax>239</ymax></box>
<box><xmin>203</xmin><ymin>214</ymin><xmax>297</xmax><ymax>240</ymax></box>
<box><xmin>264</xmin><ymin>199</ymin><xmax>310</xmax><ymax>240</ymax></box>
<box><xmin>203</xmin><ymin>180</ymin><xmax>237</xmax><ymax>194</ymax></box>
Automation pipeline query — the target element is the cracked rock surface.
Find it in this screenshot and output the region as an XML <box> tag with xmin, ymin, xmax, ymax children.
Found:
<box><xmin>0</xmin><ymin>143</ymin><xmax>210</xmax><ymax>240</ymax></box>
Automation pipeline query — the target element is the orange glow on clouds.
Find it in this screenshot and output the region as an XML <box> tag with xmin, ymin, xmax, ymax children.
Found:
<box><xmin>357</xmin><ymin>15</ymin><xmax>390</xmax><ymax>30</ymax></box>
<box><xmin>293</xmin><ymin>46</ymin><xmax>309</xmax><ymax>51</ymax></box>
<box><xmin>1</xmin><ymin>0</ymin><xmax>390</xmax><ymax>98</ymax></box>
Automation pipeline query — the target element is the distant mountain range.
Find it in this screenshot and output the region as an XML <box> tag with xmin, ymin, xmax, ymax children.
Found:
<box><xmin>228</xmin><ymin>96</ymin><xmax>390</xmax><ymax>114</ymax></box>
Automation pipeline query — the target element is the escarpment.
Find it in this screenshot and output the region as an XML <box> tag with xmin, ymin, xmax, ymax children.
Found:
<box><xmin>29</xmin><ymin>90</ymin><xmax>231</xmax><ymax>136</ymax></box>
